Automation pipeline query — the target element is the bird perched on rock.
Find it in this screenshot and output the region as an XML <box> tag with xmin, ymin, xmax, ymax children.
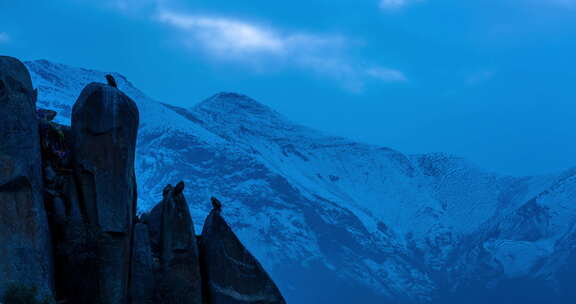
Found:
<box><xmin>105</xmin><ymin>74</ymin><xmax>118</xmax><ymax>88</ymax></box>
<box><xmin>211</xmin><ymin>196</ymin><xmax>222</xmax><ymax>212</ymax></box>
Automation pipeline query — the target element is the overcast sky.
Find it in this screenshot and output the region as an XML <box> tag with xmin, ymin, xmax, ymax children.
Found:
<box><xmin>1</xmin><ymin>0</ymin><xmax>575</xmax><ymax>176</ymax></box>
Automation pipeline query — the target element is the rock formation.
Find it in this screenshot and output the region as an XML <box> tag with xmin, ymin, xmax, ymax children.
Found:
<box><xmin>71</xmin><ymin>81</ymin><xmax>139</xmax><ymax>304</ymax></box>
<box><xmin>211</xmin><ymin>196</ymin><xmax>222</xmax><ymax>213</ymax></box>
<box><xmin>0</xmin><ymin>56</ymin><xmax>53</xmax><ymax>298</ymax></box>
<box><xmin>39</xmin><ymin>113</ymin><xmax>88</xmax><ymax>303</ymax></box>
<box><xmin>0</xmin><ymin>56</ymin><xmax>286</xmax><ymax>304</ymax></box>
<box><xmin>144</xmin><ymin>182</ymin><xmax>203</xmax><ymax>303</ymax></box>
<box><xmin>200</xmin><ymin>207</ymin><xmax>286</xmax><ymax>304</ymax></box>
<box><xmin>129</xmin><ymin>223</ymin><xmax>155</xmax><ymax>304</ymax></box>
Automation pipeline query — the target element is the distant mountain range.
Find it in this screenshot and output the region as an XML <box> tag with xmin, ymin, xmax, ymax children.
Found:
<box><xmin>26</xmin><ymin>59</ymin><xmax>576</xmax><ymax>303</ymax></box>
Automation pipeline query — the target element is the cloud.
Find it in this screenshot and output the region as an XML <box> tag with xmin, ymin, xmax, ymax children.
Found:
<box><xmin>295</xmin><ymin>56</ymin><xmax>406</xmax><ymax>92</ymax></box>
<box><xmin>157</xmin><ymin>10</ymin><xmax>406</xmax><ymax>92</ymax></box>
<box><xmin>0</xmin><ymin>32</ymin><xmax>10</xmax><ymax>43</ymax></box>
<box><xmin>156</xmin><ymin>11</ymin><xmax>349</xmax><ymax>58</ymax></box>
<box><xmin>157</xmin><ymin>12</ymin><xmax>287</xmax><ymax>56</ymax></box>
<box><xmin>379</xmin><ymin>0</ymin><xmax>423</xmax><ymax>11</ymax></box>
<box><xmin>96</xmin><ymin>2</ymin><xmax>407</xmax><ymax>92</ymax></box>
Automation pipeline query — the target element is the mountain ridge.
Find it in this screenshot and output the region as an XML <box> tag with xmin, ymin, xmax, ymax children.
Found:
<box><xmin>24</xmin><ymin>59</ymin><xmax>576</xmax><ymax>303</ymax></box>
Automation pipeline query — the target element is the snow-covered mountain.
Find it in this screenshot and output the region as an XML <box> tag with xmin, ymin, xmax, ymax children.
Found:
<box><xmin>26</xmin><ymin>59</ymin><xmax>576</xmax><ymax>303</ymax></box>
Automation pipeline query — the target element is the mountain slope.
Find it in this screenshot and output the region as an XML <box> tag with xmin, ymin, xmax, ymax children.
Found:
<box><xmin>25</xmin><ymin>59</ymin><xmax>576</xmax><ymax>303</ymax></box>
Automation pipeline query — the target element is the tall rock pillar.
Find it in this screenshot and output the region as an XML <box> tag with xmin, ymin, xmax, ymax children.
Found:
<box><xmin>71</xmin><ymin>82</ymin><xmax>139</xmax><ymax>304</ymax></box>
<box><xmin>145</xmin><ymin>182</ymin><xmax>203</xmax><ymax>304</ymax></box>
<box><xmin>0</xmin><ymin>56</ymin><xmax>54</xmax><ymax>297</ymax></box>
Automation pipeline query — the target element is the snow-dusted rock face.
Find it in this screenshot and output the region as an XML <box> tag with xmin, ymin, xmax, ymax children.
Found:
<box><xmin>26</xmin><ymin>59</ymin><xmax>576</xmax><ymax>303</ymax></box>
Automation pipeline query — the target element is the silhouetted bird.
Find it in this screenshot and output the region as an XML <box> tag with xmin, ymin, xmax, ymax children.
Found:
<box><xmin>211</xmin><ymin>197</ymin><xmax>222</xmax><ymax>212</ymax></box>
<box><xmin>105</xmin><ymin>74</ymin><xmax>118</xmax><ymax>88</ymax></box>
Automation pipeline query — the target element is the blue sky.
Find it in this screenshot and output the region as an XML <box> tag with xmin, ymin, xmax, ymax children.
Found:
<box><xmin>1</xmin><ymin>0</ymin><xmax>575</xmax><ymax>176</ymax></box>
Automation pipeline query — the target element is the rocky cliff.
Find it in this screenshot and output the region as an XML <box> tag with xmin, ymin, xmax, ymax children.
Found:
<box><xmin>0</xmin><ymin>56</ymin><xmax>286</xmax><ymax>304</ymax></box>
<box><xmin>0</xmin><ymin>55</ymin><xmax>53</xmax><ymax>300</ymax></box>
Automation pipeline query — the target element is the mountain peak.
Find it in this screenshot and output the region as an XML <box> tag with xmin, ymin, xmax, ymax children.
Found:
<box><xmin>213</xmin><ymin>91</ymin><xmax>251</xmax><ymax>100</ymax></box>
<box><xmin>195</xmin><ymin>92</ymin><xmax>276</xmax><ymax>116</ymax></box>
<box><xmin>191</xmin><ymin>92</ymin><xmax>304</xmax><ymax>138</ymax></box>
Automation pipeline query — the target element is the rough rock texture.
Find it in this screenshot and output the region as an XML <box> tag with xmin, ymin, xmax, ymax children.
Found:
<box><xmin>200</xmin><ymin>208</ymin><xmax>286</xmax><ymax>304</ymax></box>
<box><xmin>39</xmin><ymin>115</ymin><xmax>92</xmax><ymax>303</ymax></box>
<box><xmin>72</xmin><ymin>82</ymin><xmax>139</xmax><ymax>235</ymax></box>
<box><xmin>0</xmin><ymin>56</ymin><xmax>53</xmax><ymax>297</ymax></box>
<box><xmin>71</xmin><ymin>82</ymin><xmax>139</xmax><ymax>304</ymax></box>
<box><xmin>129</xmin><ymin>223</ymin><xmax>155</xmax><ymax>304</ymax></box>
<box><xmin>146</xmin><ymin>182</ymin><xmax>203</xmax><ymax>304</ymax></box>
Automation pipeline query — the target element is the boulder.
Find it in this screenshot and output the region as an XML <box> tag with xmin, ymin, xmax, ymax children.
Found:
<box><xmin>149</xmin><ymin>182</ymin><xmax>203</xmax><ymax>304</ymax></box>
<box><xmin>71</xmin><ymin>82</ymin><xmax>139</xmax><ymax>304</ymax></box>
<box><xmin>200</xmin><ymin>208</ymin><xmax>286</xmax><ymax>304</ymax></box>
<box><xmin>0</xmin><ymin>56</ymin><xmax>53</xmax><ymax>297</ymax></box>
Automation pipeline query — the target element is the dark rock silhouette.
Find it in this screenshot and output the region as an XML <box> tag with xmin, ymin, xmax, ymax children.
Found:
<box><xmin>211</xmin><ymin>196</ymin><xmax>222</xmax><ymax>212</ymax></box>
<box><xmin>200</xmin><ymin>207</ymin><xmax>287</xmax><ymax>304</ymax></box>
<box><xmin>38</xmin><ymin>114</ymin><xmax>88</xmax><ymax>303</ymax></box>
<box><xmin>72</xmin><ymin>82</ymin><xmax>139</xmax><ymax>233</ymax></box>
<box><xmin>0</xmin><ymin>57</ymin><xmax>286</xmax><ymax>304</ymax></box>
<box><xmin>146</xmin><ymin>182</ymin><xmax>203</xmax><ymax>304</ymax></box>
<box><xmin>130</xmin><ymin>223</ymin><xmax>155</xmax><ymax>304</ymax></box>
<box><xmin>37</xmin><ymin>108</ymin><xmax>57</xmax><ymax>121</ymax></box>
<box><xmin>71</xmin><ymin>82</ymin><xmax>139</xmax><ymax>304</ymax></box>
<box><xmin>0</xmin><ymin>56</ymin><xmax>53</xmax><ymax>298</ymax></box>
